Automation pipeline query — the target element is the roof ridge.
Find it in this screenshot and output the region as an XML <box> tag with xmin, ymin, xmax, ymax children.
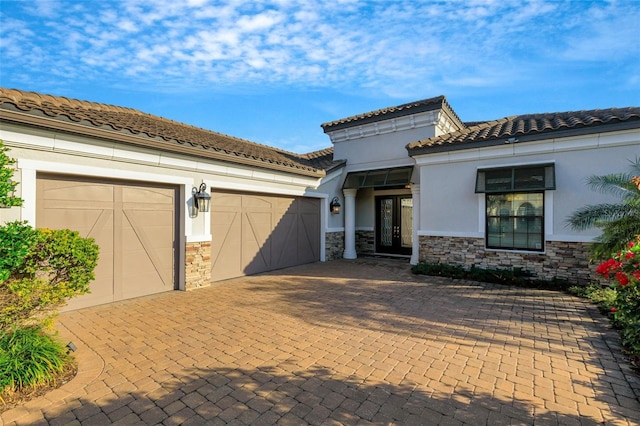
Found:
<box><xmin>0</xmin><ymin>87</ymin><xmax>324</xmax><ymax>176</ymax></box>
<box><xmin>321</xmin><ymin>95</ymin><xmax>448</xmax><ymax>129</ymax></box>
<box><xmin>0</xmin><ymin>87</ymin><xmax>142</xmax><ymax>114</ymax></box>
<box><xmin>407</xmin><ymin>107</ymin><xmax>640</xmax><ymax>153</ymax></box>
<box><xmin>0</xmin><ymin>87</ymin><xmax>306</xmax><ymax>155</ymax></box>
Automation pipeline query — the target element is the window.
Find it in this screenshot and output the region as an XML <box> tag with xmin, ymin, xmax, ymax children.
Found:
<box><xmin>486</xmin><ymin>192</ymin><xmax>543</xmax><ymax>251</ymax></box>
<box><xmin>475</xmin><ymin>164</ymin><xmax>555</xmax><ymax>193</ymax></box>
<box><xmin>476</xmin><ymin>164</ymin><xmax>554</xmax><ymax>252</ymax></box>
<box><xmin>343</xmin><ymin>167</ymin><xmax>413</xmax><ymax>189</ymax></box>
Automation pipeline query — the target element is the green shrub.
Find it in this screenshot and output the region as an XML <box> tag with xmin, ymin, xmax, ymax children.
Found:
<box><xmin>0</xmin><ymin>325</ymin><xmax>70</xmax><ymax>393</ymax></box>
<box><xmin>593</xmin><ymin>241</ymin><xmax>640</xmax><ymax>362</ymax></box>
<box><xmin>568</xmin><ymin>283</ymin><xmax>617</xmax><ymax>314</ymax></box>
<box><xmin>0</xmin><ymin>142</ymin><xmax>22</xmax><ymax>208</ymax></box>
<box><xmin>0</xmin><ymin>227</ymin><xmax>99</xmax><ymax>331</ymax></box>
<box><xmin>0</xmin><ymin>221</ymin><xmax>38</xmax><ymax>282</ymax></box>
<box><xmin>411</xmin><ymin>262</ymin><xmax>466</xmax><ymax>278</ymax></box>
<box><xmin>411</xmin><ymin>262</ymin><xmax>571</xmax><ymax>290</ymax></box>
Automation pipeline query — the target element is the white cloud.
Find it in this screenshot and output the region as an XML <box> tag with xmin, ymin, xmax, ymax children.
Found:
<box><xmin>0</xmin><ymin>0</ymin><xmax>638</xmax><ymax>99</ymax></box>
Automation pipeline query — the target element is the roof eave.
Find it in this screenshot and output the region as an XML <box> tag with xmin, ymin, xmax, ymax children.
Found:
<box><xmin>321</xmin><ymin>98</ymin><xmax>446</xmax><ymax>133</ymax></box>
<box><xmin>407</xmin><ymin>119</ymin><xmax>640</xmax><ymax>157</ymax></box>
<box><xmin>0</xmin><ymin>108</ymin><xmax>325</xmax><ymax>178</ymax></box>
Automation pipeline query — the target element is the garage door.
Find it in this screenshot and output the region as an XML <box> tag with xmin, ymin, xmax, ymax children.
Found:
<box><xmin>210</xmin><ymin>191</ymin><xmax>320</xmax><ymax>281</ymax></box>
<box><xmin>36</xmin><ymin>174</ymin><xmax>177</xmax><ymax>310</ymax></box>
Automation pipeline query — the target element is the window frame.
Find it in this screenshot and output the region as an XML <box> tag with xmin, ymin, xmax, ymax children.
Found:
<box><xmin>485</xmin><ymin>191</ymin><xmax>545</xmax><ymax>252</ymax></box>
<box><xmin>475</xmin><ymin>163</ymin><xmax>555</xmax><ymax>194</ymax></box>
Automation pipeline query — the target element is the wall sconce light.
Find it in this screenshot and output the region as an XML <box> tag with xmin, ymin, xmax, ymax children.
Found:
<box><xmin>192</xmin><ymin>182</ymin><xmax>211</xmax><ymax>215</ymax></box>
<box><xmin>330</xmin><ymin>196</ymin><xmax>341</xmax><ymax>214</ymax></box>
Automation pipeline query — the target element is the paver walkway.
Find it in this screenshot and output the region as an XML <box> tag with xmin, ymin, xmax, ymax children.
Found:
<box><xmin>2</xmin><ymin>258</ymin><xmax>639</xmax><ymax>425</ymax></box>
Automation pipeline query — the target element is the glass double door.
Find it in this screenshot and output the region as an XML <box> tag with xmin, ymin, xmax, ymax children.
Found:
<box><xmin>375</xmin><ymin>195</ymin><xmax>413</xmax><ymax>255</ymax></box>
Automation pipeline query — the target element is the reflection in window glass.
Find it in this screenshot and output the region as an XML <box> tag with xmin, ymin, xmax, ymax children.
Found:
<box><xmin>486</xmin><ymin>192</ymin><xmax>543</xmax><ymax>251</ymax></box>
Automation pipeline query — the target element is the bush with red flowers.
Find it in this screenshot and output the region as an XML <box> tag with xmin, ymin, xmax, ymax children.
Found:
<box><xmin>596</xmin><ymin>241</ymin><xmax>640</xmax><ymax>361</ymax></box>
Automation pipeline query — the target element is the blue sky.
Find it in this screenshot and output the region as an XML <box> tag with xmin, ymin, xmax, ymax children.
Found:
<box><xmin>1</xmin><ymin>0</ymin><xmax>639</xmax><ymax>154</ymax></box>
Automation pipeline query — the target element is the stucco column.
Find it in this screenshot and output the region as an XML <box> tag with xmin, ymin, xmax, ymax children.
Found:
<box><xmin>343</xmin><ymin>188</ymin><xmax>358</xmax><ymax>259</ymax></box>
<box><xmin>410</xmin><ymin>184</ymin><xmax>421</xmax><ymax>265</ymax></box>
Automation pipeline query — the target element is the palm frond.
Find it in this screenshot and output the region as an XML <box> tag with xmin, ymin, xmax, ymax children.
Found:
<box><xmin>567</xmin><ymin>203</ymin><xmax>637</xmax><ymax>230</ymax></box>
<box><xmin>585</xmin><ymin>174</ymin><xmax>637</xmax><ymax>199</ymax></box>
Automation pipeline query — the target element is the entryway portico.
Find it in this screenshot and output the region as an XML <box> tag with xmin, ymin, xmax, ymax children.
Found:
<box><xmin>340</xmin><ymin>166</ymin><xmax>417</xmax><ymax>261</ymax></box>
<box><xmin>321</xmin><ymin>96</ymin><xmax>463</xmax><ymax>263</ymax></box>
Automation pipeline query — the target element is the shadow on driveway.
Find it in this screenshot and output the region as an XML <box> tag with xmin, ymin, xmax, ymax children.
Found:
<box><xmin>3</xmin><ymin>258</ymin><xmax>639</xmax><ymax>425</ymax></box>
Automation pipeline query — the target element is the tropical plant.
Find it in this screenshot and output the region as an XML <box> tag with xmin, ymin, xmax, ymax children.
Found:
<box><xmin>567</xmin><ymin>158</ymin><xmax>640</xmax><ymax>259</ymax></box>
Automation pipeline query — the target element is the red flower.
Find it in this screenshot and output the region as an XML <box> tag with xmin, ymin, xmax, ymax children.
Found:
<box><xmin>629</xmin><ymin>241</ymin><xmax>636</xmax><ymax>248</ymax></box>
<box><xmin>611</xmin><ymin>307</ymin><xmax>618</xmax><ymax>313</ymax></box>
<box><xmin>632</xmin><ymin>270</ymin><xmax>640</xmax><ymax>280</ymax></box>
<box><xmin>626</xmin><ymin>252</ymin><xmax>636</xmax><ymax>260</ymax></box>
<box><xmin>616</xmin><ymin>272</ymin><xmax>630</xmax><ymax>286</ymax></box>
<box><xmin>596</xmin><ymin>258</ymin><xmax>623</xmax><ymax>278</ymax></box>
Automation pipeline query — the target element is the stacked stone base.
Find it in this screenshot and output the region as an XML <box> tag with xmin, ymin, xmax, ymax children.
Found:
<box><xmin>325</xmin><ymin>230</ymin><xmax>376</xmax><ymax>260</ymax></box>
<box><xmin>325</xmin><ymin>231</ymin><xmax>344</xmax><ymax>261</ymax></box>
<box><xmin>418</xmin><ymin>236</ymin><xmax>597</xmax><ymax>285</ymax></box>
<box><xmin>185</xmin><ymin>241</ymin><xmax>212</xmax><ymax>290</ymax></box>
<box><xmin>356</xmin><ymin>230</ymin><xmax>374</xmax><ymax>255</ymax></box>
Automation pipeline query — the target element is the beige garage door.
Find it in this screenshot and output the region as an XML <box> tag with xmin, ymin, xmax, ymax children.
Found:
<box><xmin>210</xmin><ymin>191</ymin><xmax>320</xmax><ymax>281</ymax></box>
<box><xmin>36</xmin><ymin>174</ymin><xmax>177</xmax><ymax>310</ymax></box>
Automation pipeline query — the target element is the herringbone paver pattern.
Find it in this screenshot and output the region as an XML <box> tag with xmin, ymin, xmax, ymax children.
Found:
<box><xmin>2</xmin><ymin>259</ymin><xmax>639</xmax><ymax>425</ymax></box>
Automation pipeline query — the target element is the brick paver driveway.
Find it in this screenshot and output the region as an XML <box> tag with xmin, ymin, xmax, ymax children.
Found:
<box><xmin>3</xmin><ymin>259</ymin><xmax>640</xmax><ymax>425</ymax></box>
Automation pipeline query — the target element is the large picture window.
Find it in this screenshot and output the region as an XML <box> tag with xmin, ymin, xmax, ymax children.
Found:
<box><xmin>486</xmin><ymin>192</ymin><xmax>544</xmax><ymax>251</ymax></box>
<box><xmin>476</xmin><ymin>164</ymin><xmax>554</xmax><ymax>252</ymax></box>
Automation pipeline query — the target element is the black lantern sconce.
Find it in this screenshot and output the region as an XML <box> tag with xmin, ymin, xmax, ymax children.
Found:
<box><xmin>329</xmin><ymin>196</ymin><xmax>341</xmax><ymax>214</ymax></box>
<box><xmin>191</xmin><ymin>182</ymin><xmax>211</xmax><ymax>217</ymax></box>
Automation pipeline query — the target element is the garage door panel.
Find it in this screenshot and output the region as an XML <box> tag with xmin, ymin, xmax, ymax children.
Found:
<box><xmin>243</xmin><ymin>211</ymin><xmax>271</xmax><ymax>274</ymax></box>
<box><xmin>299</xmin><ymin>212</ymin><xmax>320</xmax><ymax>260</ymax></box>
<box><xmin>122</xmin><ymin>209</ymin><xmax>174</xmax><ymax>290</ymax></box>
<box><xmin>124</xmin><ymin>209</ymin><xmax>175</xmax><ymax>247</ymax></box>
<box><xmin>244</xmin><ymin>195</ymin><xmax>273</xmax><ymax>209</ymax></box>
<box><xmin>271</xmin><ymin>213</ymin><xmax>298</xmax><ymax>269</ymax></box>
<box><xmin>122</xmin><ymin>186</ymin><xmax>174</xmax><ymax>204</ymax></box>
<box><xmin>211</xmin><ymin>191</ymin><xmax>319</xmax><ymax>281</ymax></box>
<box><xmin>37</xmin><ymin>174</ymin><xmax>176</xmax><ymax>310</ymax></box>
<box><xmin>211</xmin><ymin>210</ymin><xmax>242</xmax><ymax>281</ymax></box>
<box><xmin>42</xmin><ymin>182</ymin><xmax>115</xmax><ymax>203</ymax></box>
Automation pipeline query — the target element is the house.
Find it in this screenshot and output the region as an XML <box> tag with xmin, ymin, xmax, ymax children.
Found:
<box><xmin>0</xmin><ymin>88</ymin><xmax>338</xmax><ymax>310</ymax></box>
<box><xmin>1</xmin><ymin>88</ymin><xmax>638</xmax><ymax>310</ymax></box>
<box><xmin>320</xmin><ymin>96</ymin><xmax>640</xmax><ymax>284</ymax></box>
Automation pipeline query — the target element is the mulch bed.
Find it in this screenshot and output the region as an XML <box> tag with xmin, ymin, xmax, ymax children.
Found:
<box><xmin>0</xmin><ymin>361</ymin><xmax>77</xmax><ymax>413</ymax></box>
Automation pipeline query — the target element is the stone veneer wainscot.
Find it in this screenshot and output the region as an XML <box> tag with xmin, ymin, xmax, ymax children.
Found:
<box><xmin>325</xmin><ymin>231</ymin><xmax>345</xmax><ymax>261</ymax></box>
<box><xmin>356</xmin><ymin>230</ymin><xmax>375</xmax><ymax>256</ymax></box>
<box><xmin>185</xmin><ymin>241</ymin><xmax>212</xmax><ymax>290</ymax></box>
<box><xmin>418</xmin><ymin>236</ymin><xmax>597</xmax><ymax>285</ymax></box>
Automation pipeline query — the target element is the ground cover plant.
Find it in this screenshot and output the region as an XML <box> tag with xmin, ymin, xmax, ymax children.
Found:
<box><xmin>0</xmin><ymin>140</ymin><xmax>98</xmax><ymax>409</ymax></box>
<box><xmin>411</xmin><ymin>262</ymin><xmax>572</xmax><ymax>291</ymax></box>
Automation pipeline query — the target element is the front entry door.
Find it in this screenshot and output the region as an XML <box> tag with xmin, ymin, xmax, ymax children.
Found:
<box><xmin>376</xmin><ymin>195</ymin><xmax>413</xmax><ymax>255</ymax></box>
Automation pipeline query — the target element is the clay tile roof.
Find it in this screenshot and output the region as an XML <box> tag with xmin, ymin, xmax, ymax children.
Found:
<box><xmin>0</xmin><ymin>88</ymin><xmax>326</xmax><ymax>177</ymax></box>
<box><xmin>321</xmin><ymin>95</ymin><xmax>464</xmax><ymax>132</ymax></box>
<box><xmin>299</xmin><ymin>147</ymin><xmax>345</xmax><ymax>172</ymax></box>
<box><xmin>407</xmin><ymin>107</ymin><xmax>640</xmax><ymax>155</ymax></box>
